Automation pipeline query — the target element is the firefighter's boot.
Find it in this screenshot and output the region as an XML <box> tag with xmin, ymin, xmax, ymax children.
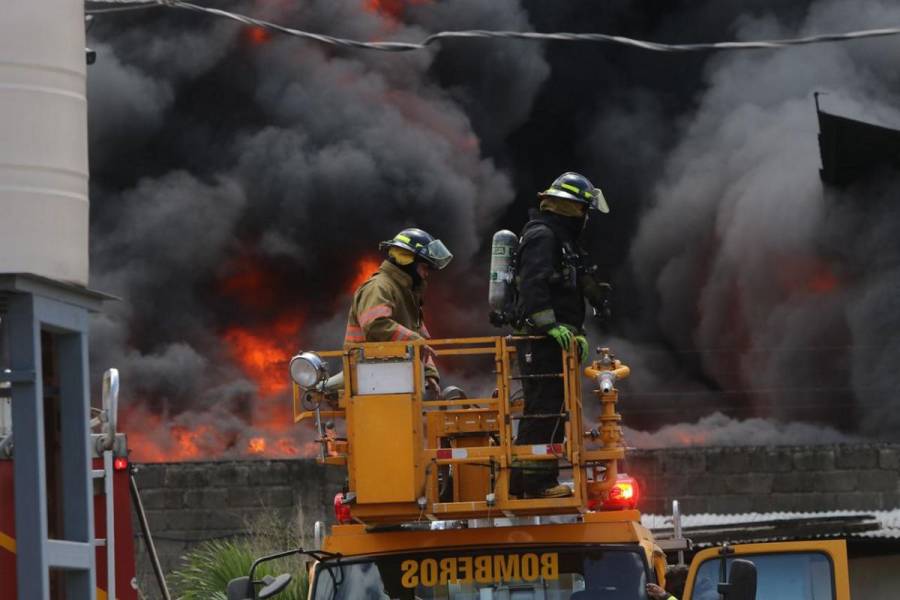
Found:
<box><xmin>539</xmin><ymin>484</ymin><xmax>573</xmax><ymax>498</ymax></box>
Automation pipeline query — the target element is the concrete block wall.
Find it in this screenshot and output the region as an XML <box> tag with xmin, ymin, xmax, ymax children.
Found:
<box><xmin>131</xmin><ymin>460</ymin><xmax>343</xmax><ymax>600</ymax></box>
<box><xmin>626</xmin><ymin>444</ymin><xmax>900</xmax><ymax>515</ymax></box>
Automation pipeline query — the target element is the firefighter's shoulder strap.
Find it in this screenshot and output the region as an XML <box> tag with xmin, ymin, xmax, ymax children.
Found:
<box><xmin>520</xmin><ymin>218</ymin><xmax>582</xmax><ymax>288</ymax></box>
<box><xmin>520</xmin><ymin>217</ymin><xmax>612</xmax><ymax>324</ymax></box>
<box><xmin>521</xmin><ymin>217</ymin><xmax>580</xmax><ymax>259</ymax></box>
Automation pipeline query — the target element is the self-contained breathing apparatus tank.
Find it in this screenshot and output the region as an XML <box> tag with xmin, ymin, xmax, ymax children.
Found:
<box><xmin>488</xmin><ymin>229</ymin><xmax>518</xmax><ymax>326</ymax></box>
<box><xmin>488</xmin><ymin>227</ymin><xmax>615</xmax><ymax>330</ymax></box>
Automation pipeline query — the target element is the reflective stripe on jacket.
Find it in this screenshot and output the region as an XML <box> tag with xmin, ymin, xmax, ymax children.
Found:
<box><xmin>345</xmin><ymin>260</ymin><xmax>439</xmax><ymax>380</ymax></box>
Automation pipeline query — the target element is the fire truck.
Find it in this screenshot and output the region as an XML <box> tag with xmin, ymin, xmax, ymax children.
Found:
<box><xmin>1</xmin><ymin>369</ymin><xmax>167</xmax><ymax>600</ymax></box>
<box><xmin>287</xmin><ymin>336</ymin><xmax>852</xmax><ymax>600</ymax></box>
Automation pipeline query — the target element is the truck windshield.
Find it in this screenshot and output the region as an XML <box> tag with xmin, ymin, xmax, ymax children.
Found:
<box><xmin>692</xmin><ymin>552</ymin><xmax>835</xmax><ymax>600</ymax></box>
<box><xmin>312</xmin><ymin>546</ymin><xmax>648</xmax><ymax>600</ymax></box>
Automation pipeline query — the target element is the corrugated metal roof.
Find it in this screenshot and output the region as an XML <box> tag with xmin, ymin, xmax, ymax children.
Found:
<box><xmin>642</xmin><ymin>510</ymin><xmax>900</xmax><ymax>546</ymax></box>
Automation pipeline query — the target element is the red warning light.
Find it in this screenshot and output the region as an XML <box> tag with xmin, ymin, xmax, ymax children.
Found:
<box><xmin>334</xmin><ymin>492</ymin><xmax>352</xmax><ymax>524</ymax></box>
<box><xmin>602</xmin><ymin>474</ymin><xmax>639</xmax><ymax>510</ymax></box>
<box><xmin>113</xmin><ymin>457</ymin><xmax>129</xmax><ymax>471</ymax></box>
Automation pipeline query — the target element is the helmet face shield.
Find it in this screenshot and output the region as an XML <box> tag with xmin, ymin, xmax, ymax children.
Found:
<box><xmin>590</xmin><ymin>187</ymin><xmax>610</xmax><ymax>213</ymax></box>
<box><xmin>423</xmin><ymin>239</ymin><xmax>453</xmax><ymax>270</ymax></box>
<box><xmin>380</xmin><ymin>228</ymin><xmax>452</xmax><ymax>270</ymax></box>
<box><xmin>539</xmin><ymin>172</ymin><xmax>609</xmax><ymax>214</ymax></box>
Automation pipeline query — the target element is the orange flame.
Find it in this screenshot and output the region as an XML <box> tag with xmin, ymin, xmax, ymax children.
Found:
<box><xmin>122</xmin><ymin>406</ymin><xmax>237</xmax><ymax>462</ymax></box>
<box><xmin>349</xmin><ymin>257</ymin><xmax>381</xmax><ymax>292</ymax></box>
<box><xmin>121</xmin><ymin>404</ymin><xmax>313</xmax><ymax>462</ymax></box>
<box><xmin>248</xmin><ymin>437</ymin><xmax>267</xmax><ymax>454</ymax></box>
<box><xmin>277</xmin><ymin>438</ymin><xmax>303</xmax><ymax>456</ymax></box>
<box><xmin>126</xmin><ymin>247</ymin><xmax>348</xmax><ymax>462</ymax></box>
<box><xmin>171</xmin><ymin>425</ymin><xmax>206</xmax><ymax>459</ymax></box>
<box><xmin>120</xmin><ymin>408</ymin><xmax>165</xmax><ymax>461</ymax></box>
<box><xmin>223</xmin><ymin>314</ymin><xmax>302</xmax><ymax>397</ymax></box>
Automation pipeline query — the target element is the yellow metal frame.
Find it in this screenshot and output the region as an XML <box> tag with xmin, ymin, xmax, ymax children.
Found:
<box><xmin>323</xmin><ymin>511</ymin><xmax>654</xmax><ymax>556</ymax></box>
<box><xmin>293</xmin><ymin>336</ymin><xmax>629</xmax><ymax>524</ymax></box>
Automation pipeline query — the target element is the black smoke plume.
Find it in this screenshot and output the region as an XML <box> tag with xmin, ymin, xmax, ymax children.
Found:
<box><xmin>625</xmin><ymin>0</ymin><xmax>900</xmax><ymax>441</ymax></box>
<box><xmin>86</xmin><ymin>0</ymin><xmax>900</xmax><ymax>457</ymax></box>
<box><xmin>86</xmin><ymin>0</ymin><xmax>548</xmax><ymax>458</ymax></box>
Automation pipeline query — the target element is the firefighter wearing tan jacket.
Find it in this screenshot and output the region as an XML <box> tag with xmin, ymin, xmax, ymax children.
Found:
<box><xmin>345</xmin><ymin>228</ymin><xmax>453</xmax><ymax>396</ymax></box>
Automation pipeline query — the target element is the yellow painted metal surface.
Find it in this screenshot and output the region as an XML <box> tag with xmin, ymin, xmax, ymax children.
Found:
<box><xmin>323</xmin><ymin>519</ymin><xmax>652</xmax><ymax>558</ymax></box>
<box><xmin>583</xmin><ymin>364</ymin><xmax>631</xmax><ymax>380</ymax></box>
<box><xmin>294</xmin><ymin>337</ymin><xmax>631</xmax><ymax>522</ymax></box>
<box><xmin>454</xmin><ymin>435</ymin><xmax>492</xmax><ymax>502</ymax></box>
<box><xmin>350</xmin><ymin>394</ymin><xmax>418</xmax><ymax>503</ymax></box>
<box><xmin>0</xmin><ymin>530</ymin><xmax>15</xmax><ymax>553</ymax></box>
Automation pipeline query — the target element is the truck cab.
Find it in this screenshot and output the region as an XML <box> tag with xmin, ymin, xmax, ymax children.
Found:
<box><xmin>291</xmin><ymin>336</ymin><xmax>850</xmax><ymax>599</ymax></box>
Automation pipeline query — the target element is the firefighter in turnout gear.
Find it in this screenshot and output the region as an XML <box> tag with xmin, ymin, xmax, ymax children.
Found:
<box><xmin>345</xmin><ymin>228</ymin><xmax>453</xmax><ymax>396</ymax></box>
<box><xmin>510</xmin><ymin>172</ymin><xmax>610</xmax><ymax>498</ymax></box>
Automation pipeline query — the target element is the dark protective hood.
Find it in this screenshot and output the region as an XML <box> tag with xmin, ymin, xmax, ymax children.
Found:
<box><xmin>534</xmin><ymin>208</ymin><xmax>585</xmax><ymax>240</ymax></box>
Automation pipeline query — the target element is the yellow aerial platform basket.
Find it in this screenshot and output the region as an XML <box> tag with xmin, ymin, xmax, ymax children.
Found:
<box><xmin>292</xmin><ymin>336</ymin><xmax>630</xmax><ymax>524</ymax></box>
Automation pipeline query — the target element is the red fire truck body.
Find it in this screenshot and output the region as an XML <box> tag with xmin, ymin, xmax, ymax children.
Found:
<box><xmin>0</xmin><ymin>435</ymin><xmax>138</xmax><ymax>600</ymax></box>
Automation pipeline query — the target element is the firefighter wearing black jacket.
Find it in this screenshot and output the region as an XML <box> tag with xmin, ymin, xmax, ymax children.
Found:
<box><xmin>509</xmin><ymin>172</ymin><xmax>610</xmax><ymax>498</ymax></box>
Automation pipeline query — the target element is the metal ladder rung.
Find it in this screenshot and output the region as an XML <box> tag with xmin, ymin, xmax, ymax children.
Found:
<box><xmin>94</xmin><ymin>539</ymin><xmax>106</xmax><ymax>547</ymax></box>
<box><xmin>92</xmin><ymin>469</ymin><xmax>106</xmax><ymax>479</ymax></box>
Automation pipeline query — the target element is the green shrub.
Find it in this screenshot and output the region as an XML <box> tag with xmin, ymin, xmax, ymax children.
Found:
<box><xmin>170</xmin><ymin>511</ymin><xmax>309</xmax><ymax>600</ymax></box>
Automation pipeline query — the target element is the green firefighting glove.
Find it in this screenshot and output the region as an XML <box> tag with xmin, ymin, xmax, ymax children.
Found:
<box><xmin>574</xmin><ymin>335</ymin><xmax>589</xmax><ymax>364</ymax></box>
<box><xmin>547</xmin><ymin>325</ymin><xmax>574</xmax><ymax>352</ymax></box>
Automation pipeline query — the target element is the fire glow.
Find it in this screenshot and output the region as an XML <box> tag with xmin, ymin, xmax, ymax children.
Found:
<box><xmin>122</xmin><ymin>403</ymin><xmax>309</xmax><ymax>463</ymax></box>
<box><xmin>248</xmin><ymin>437</ymin><xmax>267</xmax><ymax>454</ymax></box>
<box><xmin>806</xmin><ymin>264</ymin><xmax>839</xmax><ymax>294</ymax></box>
<box><xmin>363</xmin><ymin>0</ymin><xmax>429</xmax><ymax>19</ymax></box>
<box><xmin>219</xmin><ymin>254</ymin><xmax>278</xmax><ymax>311</ymax></box>
<box><xmin>777</xmin><ymin>257</ymin><xmax>841</xmax><ymax>296</ymax></box>
<box><xmin>122</xmin><ymin>408</ymin><xmax>230</xmax><ymax>462</ymax></box>
<box><xmin>122</xmin><ymin>255</ymin><xmax>317</xmax><ymax>462</ymax></box>
<box><xmin>245</xmin><ymin>26</ymin><xmax>272</xmax><ymax>45</ymax></box>
<box><xmin>350</xmin><ymin>256</ymin><xmax>381</xmax><ymax>292</ymax></box>
<box><xmin>223</xmin><ymin>315</ymin><xmax>302</xmax><ymax>397</ymax></box>
<box><xmin>218</xmin><ymin>252</ymin><xmax>303</xmax><ymax>396</ymax></box>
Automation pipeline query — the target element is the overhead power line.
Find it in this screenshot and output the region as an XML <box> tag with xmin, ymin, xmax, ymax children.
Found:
<box><xmin>86</xmin><ymin>4</ymin><xmax>162</xmax><ymax>14</ymax></box>
<box><xmin>86</xmin><ymin>0</ymin><xmax>900</xmax><ymax>53</ymax></box>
